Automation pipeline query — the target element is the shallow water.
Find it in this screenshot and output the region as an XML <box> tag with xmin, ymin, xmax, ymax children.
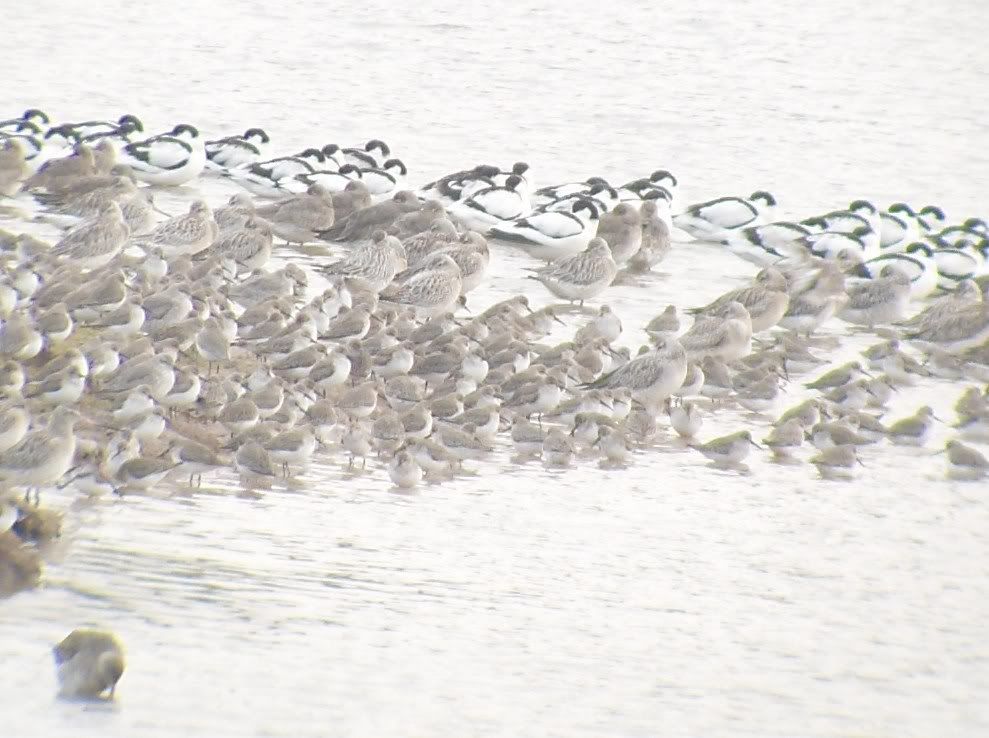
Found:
<box><xmin>4</xmin><ymin>0</ymin><xmax>989</xmax><ymax>736</ymax></box>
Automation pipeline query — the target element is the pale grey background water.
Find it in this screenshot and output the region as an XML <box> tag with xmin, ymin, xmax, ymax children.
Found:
<box><xmin>3</xmin><ymin>1</ymin><xmax>989</xmax><ymax>736</ymax></box>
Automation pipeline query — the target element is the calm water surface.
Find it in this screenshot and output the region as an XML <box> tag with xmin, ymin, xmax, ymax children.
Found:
<box><xmin>4</xmin><ymin>1</ymin><xmax>989</xmax><ymax>736</ymax></box>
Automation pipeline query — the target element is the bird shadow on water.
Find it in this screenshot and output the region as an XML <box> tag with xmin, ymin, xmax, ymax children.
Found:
<box><xmin>545</xmin><ymin>302</ymin><xmax>597</xmax><ymax>318</ymax></box>
<box><xmin>768</xmin><ymin>454</ymin><xmax>803</xmax><ymax>467</ymax></box>
<box><xmin>597</xmin><ymin>461</ymin><xmax>633</xmax><ymax>472</ymax></box>
<box><xmin>613</xmin><ymin>269</ymin><xmax>670</xmax><ymax>287</ymax></box>
<box><xmin>54</xmin><ymin>694</ymin><xmax>120</xmax><ymax>710</ymax></box>
<box><xmin>706</xmin><ymin>462</ymin><xmax>753</xmax><ymax>475</ymax></box>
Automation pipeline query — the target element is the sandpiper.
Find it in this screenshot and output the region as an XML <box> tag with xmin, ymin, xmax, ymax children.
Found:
<box><xmin>255</xmin><ymin>183</ymin><xmax>335</xmax><ymax>245</ymax></box>
<box><xmin>53</xmin><ymin>630</ymin><xmax>125</xmax><ymax>699</ymax></box>
<box><xmin>143</xmin><ymin>200</ymin><xmax>218</xmax><ymax>256</ymax></box>
<box><xmin>402</xmin><ymin>218</ymin><xmax>459</xmax><ymax>265</ymax></box>
<box><xmin>569</xmin><ymin>412</ymin><xmax>615</xmax><ymax>447</ymax></box>
<box><xmin>342</xmin><ymin>422</ymin><xmax>372</xmax><ymax>469</ymax></box>
<box><xmin>839</xmin><ymin>265</ymin><xmax>911</xmax><ymax>327</ymax></box>
<box><xmin>810</xmin><ymin>445</ymin><xmax>862</xmax><ymax>480</ymax></box>
<box><xmin>679</xmin><ymin>302</ymin><xmax>752</xmax><ymax>362</ymax></box>
<box><xmin>195</xmin><ymin>317</ymin><xmax>231</xmax><ymax>375</ymax></box>
<box><xmin>941</xmin><ymin>439</ymin><xmax>989</xmax><ymax>480</ymax></box>
<box><xmin>575</xmin><ymin>305</ymin><xmax>623</xmax><ymax>345</ymax></box>
<box><xmin>167</xmin><ymin>438</ymin><xmax>225</xmax><ymax>487</ymax></box>
<box><xmin>50</xmin><ymin>201</ymin><xmax>130</xmax><ymax>269</ymax></box>
<box><xmin>762</xmin><ymin>418</ymin><xmax>805</xmax><ymax>460</ymax></box>
<box><xmin>503</xmin><ymin>375</ymin><xmax>564</xmax><ymax>423</ymax></box>
<box><xmin>528</xmin><ymin>237</ymin><xmax>617</xmax><ymax>305</ymax></box>
<box><xmin>63</xmin><ymin>272</ymin><xmax>127</xmax><ymax>321</ymax></box>
<box><xmin>881</xmin><ymin>351</ymin><xmax>931</xmax><ymax>386</ymax></box>
<box><xmin>0</xmin><ymin>360</ymin><xmax>24</xmax><ymax>396</ymax></box>
<box><xmin>388</xmin><ymin>449</ymin><xmax>423</xmax><ymax>488</ymax></box>
<box><xmin>689</xmin><ymin>267</ymin><xmax>789</xmax><ymax>333</ymax></box>
<box><xmin>320</xmin><ymin>231</ymin><xmax>406</xmax><ymax>293</ymax></box>
<box><xmin>99</xmin><ymin>350</ymin><xmax>176</xmax><ymax>400</ymax></box>
<box><xmin>510</xmin><ymin>417</ymin><xmax>545</xmax><ymax>457</ymax></box>
<box><xmin>200</xmin><ymin>217</ymin><xmax>273</xmax><ymax>274</ymax></box>
<box><xmin>219</xmin><ymin>397</ymin><xmax>261</xmax><ymax>435</ymax></box>
<box><xmin>669</xmin><ymin>399</ymin><xmax>703</xmax><ymax>438</ymax></box>
<box><xmin>810</xmin><ymin>421</ymin><xmax>876</xmax><ymax>449</ymax></box>
<box><xmin>338</xmin><ymin>381</ymin><xmax>379</xmax><ymax>419</ymax></box>
<box><xmin>111</xmin><ymin>385</ymin><xmax>155</xmax><ymax>423</ymax></box>
<box><xmin>542</xmin><ymin>428</ymin><xmax>576</xmax><ymax>466</ymax></box>
<box><xmin>778</xmin><ymin>399</ymin><xmax>821</xmax><ymax>428</ymax></box>
<box><xmin>0</xmin><ymin>315</ymin><xmax>43</xmax><ymax>360</ymax></box>
<box><xmin>434</xmin><ymin>422</ymin><xmax>492</xmax><ymax>464</ymax></box>
<box><xmin>0</xmin><ymin>404</ymin><xmax>29</xmax><ymax>453</ymax></box>
<box><xmin>0</xmin><ymin>406</ymin><xmax>80</xmax><ymax>496</ymax></box>
<box><xmin>160</xmin><ymin>369</ymin><xmax>201</xmax><ymax>412</ymax></box>
<box><xmin>905</xmin><ymin>301</ymin><xmax>989</xmax><ymax>355</ymax></box>
<box><xmin>583</xmin><ymin>338</ymin><xmax>687</xmax><ymax>411</ymax></box>
<box><xmin>595</xmin><ymin>203</ymin><xmax>642</xmax><ymax>265</ymax></box>
<box><xmin>24</xmin><ymin>365</ymin><xmax>86</xmax><ymax>405</ymax></box>
<box><xmin>691</xmin><ymin>430</ymin><xmax>760</xmax><ymax>466</ymax></box>
<box><xmin>263</xmin><ymin>428</ymin><xmax>316</xmax><ymax>477</ymax></box>
<box><xmin>381</xmin><ymin>252</ymin><xmax>464</xmax><ymax>318</ymax></box>
<box><xmin>822</xmin><ymin>379</ymin><xmax>872</xmax><ymax>413</ymax></box>
<box><xmin>805</xmin><ymin>361</ymin><xmax>871</xmax><ymax>390</ymax></box>
<box><xmin>885</xmin><ymin>405</ymin><xmax>938</xmax><ymax>446</ymax></box>
<box><xmin>0</xmin><ymin>494</ymin><xmax>43</xmax><ymax>594</ymax></box>
<box><xmin>234</xmin><ymin>440</ymin><xmax>277</xmax><ymax>479</ymax></box>
<box><xmin>115</xmin><ymin>455</ymin><xmax>181</xmax><ymax>491</ymax></box>
<box><xmin>593</xmin><ymin>426</ymin><xmax>633</xmax><ymax>464</ymax></box>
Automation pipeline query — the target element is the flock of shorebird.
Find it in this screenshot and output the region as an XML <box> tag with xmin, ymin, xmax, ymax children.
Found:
<box><xmin>1</xmin><ymin>108</ymin><xmax>988</xmax><ymax>668</ymax></box>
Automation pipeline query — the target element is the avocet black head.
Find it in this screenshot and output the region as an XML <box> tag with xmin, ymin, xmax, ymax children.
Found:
<box><xmin>321</xmin><ymin>143</ymin><xmax>339</xmax><ymax>157</ymax></box>
<box><xmin>750</xmin><ymin>191</ymin><xmax>777</xmax><ymax>207</ymax></box>
<box><xmin>23</xmin><ymin>109</ymin><xmax>49</xmax><ymax>124</ymax></box>
<box><xmin>171</xmin><ymin>123</ymin><xmax>200</xmax><ymax>138</ymax></box>
<box><xmin>642</xmin><ymin>187</ymin><xmax>672</xmax><ymax>203</ymax></box>
<box><xmin>587</xmin><ymin>182</ymin><xmax>616</xmax><ymax>198</ymax></box>
<box><xmin>384</xmin><ymin>158</ymin><xmax>407</xmax><ymax>175</ymax></box>
<box><xmin>366</xmin><ymin>139</ymin><xmax>390</xmax><ymax>156</ymax></box>
<box><xmin>918</xmin><ymin>205</ymin><xmax>945</xmax><ymax>220</ymax></box>
<box><xmin>244</xmin><ymin>128</ymin><xmax>269</xmax><ymax>144</ymax></box>
<box><xmin>849</xmin><ymin>199</ymin><xmax>876</xmax><ymax>214</ymax></box>
<box><xmin>905</xmin><ymin>242</ymin><xmax>933</xmax><ymax>257</ymax></box>
<box><xmin>585</xmin><ymin>176</ymin><xmax>609</xmax><ymax>187</ymax></box>
<box><xmin>888</xmin><ymin>202</ymin><xmax>915</xmax><ymax>216</ymax></box>
<box><xmin>116</xmin><ymin>118</ymin><xmax>142</xmax><ymax>135</ymax></box>
<box><xmin>651</xmin><ymin>169</ymin><xmax>678</xmax><ymax>186</ymax></box>
<box><xmin>298</xmin><ymin>147</ymin><xmax>325</xmax><ymax>162</ymax></box>
<box><xmin>511</xmin><ymin>161</ymin><xmax>529</xmax><ymax>175</ymax></box>
<box><xmin>473</xmin><ymin>164</ymin><xmax>500</xmax><ymax>178</ymax></box>
<box><xmin>15</xmin><ymin>120</ymin><xmax>42</xmax><ymax>135</ymax></box>
<box><xmin>504</xmin><ymin>174</ymin><xmax>523</xmax><ymax>190</ymax></box>
<box><xmin>339</xmin><ymin>163</ymin><xmax>361</xmax><ymax>176</ymax></box>
<box><xmin>118</xmin><ymin>114</ymin><xmax>143</xmax><ymax>132</ymax></box>
<box><xmin>573</xmin><ymin>198</ymin><xmax>600</xmax><ymax>219</ymax></box>
<box><xmin>962</xmin><ymin>217</ymin><xmax>988</xmax><ymax>233</ymax></box>
<box><xmin>43</xmin><ymin>124</ymin><xmax>80</xmax><ymax>142</ymax></box>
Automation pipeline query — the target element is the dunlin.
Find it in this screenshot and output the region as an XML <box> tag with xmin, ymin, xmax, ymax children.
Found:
<box><xmin>691</xmin><ymin>430</ymin><xmax>760</xmax><ymax>466</ymax></box>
